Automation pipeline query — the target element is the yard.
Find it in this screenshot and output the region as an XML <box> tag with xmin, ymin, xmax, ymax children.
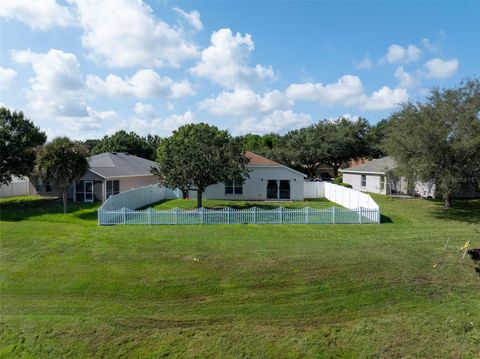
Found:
<box><xmin>0</xmin><ymin>195</ymin><xmax>479</xmax><ymax>358</ymax></box>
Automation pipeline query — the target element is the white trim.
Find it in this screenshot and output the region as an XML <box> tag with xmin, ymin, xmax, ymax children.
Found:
<box><xmin>104</xmin><ymin>174</ymin><xmax>158</xmax><ymax>180</ymax></box>
<box><xmin>340</xmin><ymin>169</ymin><xmax>386</xmax><ymax>175</ymax></box>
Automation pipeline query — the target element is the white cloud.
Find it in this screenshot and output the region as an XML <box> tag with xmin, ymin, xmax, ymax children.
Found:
<box><xmin>0</xmin><ymin>0</ymin><xmax>74</xmax><ymax>30</ymax></box>
<box><xmin>286</xmin><ymin>75</ymin><xmax>365</xmax><ymax>106</ymax></box>
<box><xmin>0</xmin><ymin>66</ymin><xmax>17</xmax><ymax>89</ymax></box>
<box><xmin>199</xmin><ymin>88</ymin><xmax>291</xmax><ymax>117</ymax></box>
<box><xmin>355</xmin><ymin>55</ymin><xmax>373</xmax><ymax>70</ymax></box>
<box><xmin>234</xmin><ymin>110</ymin><xmax>311</xmax><ymax>135</ymax></box>
<box><xmin>394</xmin><ymin>66</ymin><xmax>417</xmax><ymax>88</ymax></box>
<box><xmin>11</xmin><ymin>48</ymin><xmax>88</xmax><ymax>118</ymax></box>
<box><xmin>385</xmin><ymin>44</ymin><xmax>422</xmax><ymax>64</ymax></box>
<box><xmin>174</xmin><ymin>7</ymin><xmax>203</xmax><ymax>31</ymax></box>
<box><xmin>423</xmin><ymin>58</ymin><xmax>459</xmax><ymax>79</ymax></box>
<box><xmin>111</xmin><ymin>104</ymin><xmax>196</xmax><ymax>136</ymax></box>
<box><xmin>86</xmin><ymin>69</ymin><xmax>195</xmax><ymax>99</ymax></box>
<box><xmin>69</xmin><ymin>0</ymin><xmax>198</xmax><ymax>68</ymax></box>
<box><xmin>327</xmin><ymin>113</ymin><xmax>360</xmax><ymax>122</ymax></box>
<box><xmin>191</xmin><ymin>28</ymin><xmax>274</xmax><ymax>88</ymax></box>
<box><xmin>361</xmin><ymin>86</ymin><xmax>409</xmax><ymax>111</ymax></box>
<box><xmin>286</xmin><ymin>75</ymin><xmax>408</xmax><ymax>111</ymax></box>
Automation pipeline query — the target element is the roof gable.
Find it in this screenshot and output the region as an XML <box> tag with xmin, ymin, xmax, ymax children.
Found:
<box><xmin>245</xmin><ymin>151</ymin><xmax>307</xmax><ymax>177</ymax></box>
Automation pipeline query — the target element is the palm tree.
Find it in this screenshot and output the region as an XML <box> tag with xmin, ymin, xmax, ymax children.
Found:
<box><xmin>36</xmin><ymin>137</ymin><xmax>89</xmax><ymax>213</ymax></box>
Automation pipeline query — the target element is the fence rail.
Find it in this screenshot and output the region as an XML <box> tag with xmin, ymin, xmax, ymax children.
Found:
<box><xmin>98</xmin><ymin>206</ymin><xmax>379</xmax><ymax>225</ymax></box>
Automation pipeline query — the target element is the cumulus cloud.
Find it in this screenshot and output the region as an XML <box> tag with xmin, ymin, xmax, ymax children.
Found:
<box><xmin>286</xmin><ymin>75</ymin><xmax>408</xmax><ymax>111</ymax></box>
<box><xmin>191</xmin><ymin>28</ymin><xmax>274</xmax><ymax>88</ymax></box>
<box><xmin>69</xmin><ymin>0</ymin><xmax>198</xmax><ymax>68</ymax></box>
<box><xmin>0</xmin><ymin>0</ymin><xmax>74</xmax><ymax>30</ymax></box>
<box><xmin>286</xmin><ymin>75</ymin><xmax>365</xmax><ymax>106</ymax></box>
<box><xmin>423</xmin><ymin>58</ymin><xmax>459</xmax><ymax>78</ymax></box>
<box><xmin>234</xmin><ymin>110</ymin><xmax>311</xmax><ymax>135</ymax></box>
<box><xmin>199</xmin><ymin>88</ymin><xmax>291</xmax><ymax>117</ymax></box>
<box><xmin>394</xmin><ymin>66</ymin><xmax>417</xmax><ymax>88</ymax></box>
<box><xmin>11</xmin><ymin>48</ymin><xmax>88</xmax><ymax>118</ymax></box>
<box><xmin>355</xmin><ymin>55</ymin><xmax>373</xmax><ymax>70</ymax></box>
<box><xmin>86</xmin><ymin>69</ymin><xmax>195</xmax><ymax>99</ymax></box>
<box><xmin>174</xmin><ymin>7</ymin><xmax>203</xmax><ymax>31</ymax></box>
<box><xmin>385</xmin><ymin>44</ymin><xmax>422</xmax><ymax>64</ymax></box>
<box><xmin>0</xmin><ymin>66</ymin><xmax>17</xmax><ymax>89</ymax></box>
<box><xmin>111</xmin><ymin>103</ymin><xmax>196</xmax><ymax>136</ymax></box>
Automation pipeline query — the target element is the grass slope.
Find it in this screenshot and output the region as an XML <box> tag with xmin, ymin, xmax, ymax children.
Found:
<box><xmin>0</xmin><ymin>196</ymin><xmax>479</xmax><ymax>358</ymax></box>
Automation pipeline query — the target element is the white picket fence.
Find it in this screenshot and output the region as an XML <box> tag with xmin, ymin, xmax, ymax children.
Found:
<box><xmin>98</xmin><ymin>182</ymin><xmax>380</xmax><ymax>225</ymax></box>
<box><xmin>98</xmin><ymin>206</ymin><xmax>379</xmax><ymax>225</ymax></box>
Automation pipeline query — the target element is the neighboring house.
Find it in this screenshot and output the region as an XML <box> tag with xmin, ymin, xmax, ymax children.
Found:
<box><xmin>199</xmin><ymin>151</ymin><xmax>307</xmax><ymax>201</ymax></box>
<box><xmin>32</xmin><ymin>152</ymin><xmax>160</xmax><ymax>202</ymax></box>
<box><xmin>341</xmin><ymin>156</ymin><xmax>480</xmax><ymax>198</ymax></box>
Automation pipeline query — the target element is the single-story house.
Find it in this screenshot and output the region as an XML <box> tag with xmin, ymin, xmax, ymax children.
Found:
<box><xmin>341</xmin><ymin>156</ymin><xmax>480</xmax><ymax>198</ymax></box>
<box><xmin>32</xmin><ymin>152</ymin><xmax>160</xmax><ymax>202</ymax></box>
<box><xmin>198</xmin><ymin>151</ymin><xmax>307</xmax><ymax>201</ymax></box>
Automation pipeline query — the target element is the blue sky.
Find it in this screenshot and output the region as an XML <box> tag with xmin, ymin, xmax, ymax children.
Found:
<box><xmin>1</xmin><ymin>0</ymin><xmax>479</xmax><ymax>140</ymax></box>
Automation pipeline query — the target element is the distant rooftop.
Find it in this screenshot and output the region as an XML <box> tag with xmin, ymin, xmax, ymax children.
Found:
<box><xmin>341</xmin><ymin>156</ymin><xmax>397</xmax><ymax>174</ymax></box>
<box><xmin>88</xmin><ymin>152</ymin><xmax>159</xmax><ymax>178</ymax></box>
<box><xmin>245</xmin><ymin>151</ymin><xmax>281</xmax><ymax>166</ymax></box>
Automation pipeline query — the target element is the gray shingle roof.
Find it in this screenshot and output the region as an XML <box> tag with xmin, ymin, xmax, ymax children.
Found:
<box><xmin>340</xmin><ymin>156</ymin><xmax>397</xmax><ymax>174</ymax></box>
<box><xmin>88</xmin><ymin>152</ymin><xmax>159</xmax><ymax>178</ymax></box>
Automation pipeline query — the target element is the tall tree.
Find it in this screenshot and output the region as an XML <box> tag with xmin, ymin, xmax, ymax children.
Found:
<box><xmin>383</xmin><ymin>78</ymin><xmax>480</xmax><ymax>208</ymax></box>
<box><xmin>366</xmin><ymin>118</ymin><xmax>391</xmax><ymax>158</ymax></box>
<box><xmin>92</xmin><ymin>130</ymin><xmax>156</xmax><ymax>160</ymax></box>
<box><xmin>36</xmin><ymin>137</ymin><xmax>89</xmax><ymax>213</ymax></box>
<box><xmin>156</xmin><ymin>123</ymin><xmax>249</xmax><ymax>208</ymax></box>
<box><xmin>0</xmin><ymin>108</ymin><xmax>47</xmax><ymax>185</ymax></box>
<box><xmin>323</xmin><ymin>117</ymin><xmax>370</xmax><ymax>176</ymax></box>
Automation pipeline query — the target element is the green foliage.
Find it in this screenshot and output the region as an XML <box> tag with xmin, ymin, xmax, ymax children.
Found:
<box><xmin>36</xmin><ymin>137</ymin><xmax>89</xmax><ymax>213</ymax></box>
<box><xmin>334</xmin><ymin>175</ymin><xmax>343</xmax><ymax>184</ymax></box>
<box><xmin>1</xmin><ymin>196</ymin><xmax>479</xmax><ymax>357</ymax></box>
<box><xmin>81</xmin><ymin>139</ymin><xmax>100</xmax><ymax>154</ymax></box>
<box><xmin>383</xmin><ymin>78</ymin><xmax>480</xmax><ymax>208</ymax></box>
<box><xmin>156</xmin><ymin>123</ymin><xmax>249</xmax><ymax>208</ymax></box>
<box><xmin>367</xmin><ymin>118</ymin><xmax>391</xmax><ymax>158</ymax></box>
<box><xmin>92</xmin><ymin>130</ymin><xmax>157</xmax><ymax>160</ymax></box>
<box><xmin>339</xmin><ymin>182</ymin><xmax>352</xmax><ymax>188</ymax></box>
<box><xmin>0</xmin><ymin>107</ymin><xmax>47</xmax><ymax>185</ymax></box>
<box><xmin>237</xmin><ymin>133</ymin><xmax>281</xmax><ymax>156</ymax></box>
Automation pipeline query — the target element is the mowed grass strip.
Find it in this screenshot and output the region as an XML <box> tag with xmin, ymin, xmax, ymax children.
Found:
<box><xmin>0</xmin><ymin>195</ymin><xmax>479</xmax><ymax>358</ymax></box>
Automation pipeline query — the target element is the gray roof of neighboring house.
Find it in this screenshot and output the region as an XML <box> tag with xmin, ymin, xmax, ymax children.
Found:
<box><xmin>87</xmin><ymin>152</ymin><xmax>159</xmax><ymax>178</ymax></box>
<box><xmin>340</xmin><ymin>156</ymin><xmax>397</xmax><ymax>174</ymax></box>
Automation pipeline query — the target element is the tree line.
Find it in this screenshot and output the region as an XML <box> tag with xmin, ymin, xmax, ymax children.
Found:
<box><xmin>1</xmin><ymin>78</ymin><xmax>479</xmax><ymax>209</ymax></box>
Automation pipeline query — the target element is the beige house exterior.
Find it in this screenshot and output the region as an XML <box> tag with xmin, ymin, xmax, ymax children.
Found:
<box><xmin>32</xmin><ymin>152</ymin><xmax>160</xmax><ymax>202</ymax></box>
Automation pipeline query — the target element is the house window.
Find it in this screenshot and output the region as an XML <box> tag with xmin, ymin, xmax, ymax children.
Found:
<box><xmin>36</xmin><ymin>178</ymin><xmax>52</xmax><ymax>192</ymax></box>
<box><xmin>106</xmin><ymin>180</ymin><xmax>120</xmax><ymax>198</ymax></box>
<box><xmin>361</xmin><ymin>175</ymin><xmax>367</xmax><ymax>187</ymax></box>
<box><xmin>379</xmin><ymin>176</ymin><xmax>385</xmax><ymax>190</ymax></box>
<box><xmin>225</xmin><ymin>180</ymin><xmax>242</xmax><ymax>195</ymax></box>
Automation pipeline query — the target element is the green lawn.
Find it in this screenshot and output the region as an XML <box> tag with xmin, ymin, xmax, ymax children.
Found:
<box><xmin>150</xmin><ymin>197</ymin><xmax>338</xmax><ymax>210</ymax></box>
<box><xmin>0</xmin><ymin>195</ymin><xmax>479</xmax><ymax>358</ymax></box>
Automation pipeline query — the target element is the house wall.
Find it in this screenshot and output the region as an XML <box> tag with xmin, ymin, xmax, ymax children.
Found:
<box><xmin>114</xmin><ymin>175</ymin><xmax>160</xmax><ymax>193</ymax></box>
<box><xmin>343</xmin><ymin>173</ymin><xmax>388</xmax><ymax>194</ymax></box>
<box><xmin>195</xmin><ymin>166</ymin><xmax>305</xmax><ymax>201</ymax></box>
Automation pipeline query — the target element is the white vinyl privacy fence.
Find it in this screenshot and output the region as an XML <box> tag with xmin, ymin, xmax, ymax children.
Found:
<box><xmin>98</xmin><ymin>183</ymin><xmax>380</xmax><ymax>225</ymax></box>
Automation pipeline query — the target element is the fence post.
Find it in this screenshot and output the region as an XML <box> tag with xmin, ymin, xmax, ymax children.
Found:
<box><xmin>122</xmin><ymin>207</ymin><xmax>126</xmax><ymax>224</ymax></box>
<box><xmin>200</xmin><ymin>207</ymin><xmax>204</xmax><ymax>224</ymax></box>
<box><xmin>227</xmin><ymin>207</ymin><xmax>230</xmax><ymax>224</ymax></box>
<box><xmin>358</xmin><ymin>207</ymin><xmax>362</xmax><ymax>224</ymax></box>
<box><xmin>148</xmin><ymin>207</ymin><xmax>152</xmax><ymax>225</ymax></box>
<box><xmin>305</xmin><ymin>207</ymin><xmax>309</xmax><ymax>224</ymax></box>
<box><xmin>98</xmin><ymin>208</ymin><xmax>102</xmax><ymax>226</ymax></box>
<box><xmin>175</xmin><ymin>208</ymin><xmax>178</xmax><ymax>225</ymax></box>
<box><xmin>253</xmin><ymin>207</ymin><xmax>256</xmax><ymax>224</ymax></box>
<box><xmin>332</xmin><ymin>206</ymin><xmax>336</xmax><ymax>224</ymax></box>
<box><xmin>279</xmin><ymin>207</ymin><xmax>283</xmax><ymax>223</ymax></box>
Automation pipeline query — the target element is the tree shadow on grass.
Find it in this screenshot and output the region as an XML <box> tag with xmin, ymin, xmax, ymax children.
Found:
<box><xmin>0</xmin><ymin>197</ymin><xmax>99</xmax><ymax>223</ymax></box>
<box><xmin>431</xmin><ymin>199</ymin><xmax>480</xmax><ymax>224</ymax></box>
<box><xmin>468</xmin><ymin>249</ymin><xmax>480</xmax><ymax>276</ymax></box>
<box><xmin>380</xmin><ymin>214</ymin><xmax>393</xmax><ymax>224</ymax></box>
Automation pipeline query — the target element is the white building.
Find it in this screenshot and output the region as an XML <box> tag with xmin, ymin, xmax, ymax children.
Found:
<box><xmin>200</xmin><ymin>152</ymin><xmax>307</xmax><ymax>201</ymax></box>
